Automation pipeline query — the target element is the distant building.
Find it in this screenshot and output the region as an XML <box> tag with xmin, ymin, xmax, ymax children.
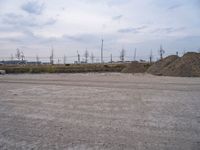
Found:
<box><xmin>0</xmin><ymin>60</ymin><xmax>27</xmax><ymax>65</ymax></box>
<box><xmin>0</xmin><ymin>60</ymin><xmax>43</xmax><ymax>65</ymax></box>
<box><xmin>140</xmin><ymin>59</ymin><xmax>146</xmax><ymax>63</ymax></box>
<box><xmin>27</xmin><ymin>61</ymin><xmax>42</xmax><ymax>65</ymax></box>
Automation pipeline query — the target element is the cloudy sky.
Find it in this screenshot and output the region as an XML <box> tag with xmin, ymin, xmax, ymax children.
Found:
<box><xmin>0</xmin><ymin>0</ymin><xmax>200</xmax><ymax>62</ymax></box>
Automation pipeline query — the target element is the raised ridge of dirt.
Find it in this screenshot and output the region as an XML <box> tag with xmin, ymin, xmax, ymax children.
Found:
<box><xmin>122</xmin><ymin>62</ymin><xmax>150</xmax><ymax>73</ymax></box>
<box><xmin>147</xmin><ymin>52</ymin><xmax>200</xmax><ymax>77</ymax></box>
<box><xmin>147</xmin><ymin>55</ymin><xmax>179</xmax><ymax>75</ymax></box>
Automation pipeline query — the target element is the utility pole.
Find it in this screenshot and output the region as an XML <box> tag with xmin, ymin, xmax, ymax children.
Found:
<box><xmin>36</xmin><ymin>55</ymin><xmax>39</xmax><ymax>65</ymax></box>
<box><xmin>63</xmin><ymin>55</ymin><xmax>66</xmax><ymax>65</ymax></box>
<box><xmin>10</xmin><ymin>54</ymin><xmax>14</xmax><ymax>61</ymax></box>
<box><xmin>120</xmin><ymin>49</ymin><xmax>125</xmax><ymax>62</ymax></box>
<box><xmin>159</xmin><ymin>45</ymin><xmax>165</xmax><ymax>60</ymax></box>
<box><xmin>90</xmin><ymin>53</ymin><xmax>95</xmax><ymax>64</ymax></box>
<box><xmin>50</xmin><ymin>47</ymin><xmax>54</xmax><ymax>65</ymax></box>
<box><xmin>16</xmin><ymin>48</ymin><xmax>21</xmax><ymax>60</ymax></box>
<box><xmin>149</xmin><ymin>50</ymin><xmax>153</xmax><ymax>63</ymax></box>
<box><xmin>110</xmin><ymin>53</ymin><xmax>113</xmax><ymax>63</ymax></box>
<box><xmin>134</xmin><ymin>48</ymin><xmax>137</xmax><ymax>61</ymax></box>
<box><xmin>101</xmin><ymin>39</ymin><xmax>104</xmax><ymax>63</ymax></box>
<box><xmin>84</xmin><ymin>49</ymin><xmax>89</xmax><ymax>63</ymax></box>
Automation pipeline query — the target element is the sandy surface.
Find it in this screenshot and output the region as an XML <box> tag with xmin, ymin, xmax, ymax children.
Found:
<box><xmin>0</xmin><ymin>73</ymin><xmax>200</xmax><ymax>150</ymax></box>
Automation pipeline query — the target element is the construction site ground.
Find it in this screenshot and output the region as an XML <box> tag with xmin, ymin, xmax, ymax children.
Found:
<box><xmin>0</xmin><ymin>73</ymin><xmax>200</xmax><ymax>150</ymax></box>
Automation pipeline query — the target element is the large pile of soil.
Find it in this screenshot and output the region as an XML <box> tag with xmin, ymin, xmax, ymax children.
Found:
<box><xmin>147</xmin><ymin>55</ymin><xmax>179</xmax><ymax>75</ymax></box>
<box><xmin>122</xmin><ymin>62</ymin><xmax>150</xmax><ymax>73</ymax></box>
<box><xmin>147</xmin><ymin>52</ymin><xmax>200</xmax><ymax>77</ymax></box>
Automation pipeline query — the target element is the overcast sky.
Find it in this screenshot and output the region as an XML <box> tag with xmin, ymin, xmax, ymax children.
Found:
<box><xmin>0</xmin><ymin>0</ymin><xmax>200</xmax><ymax>62</ymax></box>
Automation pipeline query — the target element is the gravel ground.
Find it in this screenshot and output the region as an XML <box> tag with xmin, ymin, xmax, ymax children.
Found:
<box><xmin>0</xmin><ymin>73</ymin><xmax>200</xmax><ymax>150</ymax></box>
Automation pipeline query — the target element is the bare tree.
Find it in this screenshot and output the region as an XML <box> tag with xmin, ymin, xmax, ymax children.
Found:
<box><xmin>84</xmin><ymin>49</ymin><xmax>89</xmax><ymax>63</ymax></box>
<box><xmin>16</xmin><ymin>48</ymin><xmax>21</xmax><ymax>60</ymax></box>
<box><xmin>90</xmin><ymin>53</ymin><xmax>95</xmax><ymax>63</ymax></box>
<box><xmin>77</xmin><ymin>50</ymin><xmax>80</xmax><ymax>63</ymax></box>
<box><xmin>159</xmin><ymin>45</ymin><xmax>165</xmax><ymax>60</ymax></box>
<box><xmin>120</xmin><ymin>49</ymin><xmax>125</xmax><ymax>62</ymax></box>
<box><xmin>21</xmin><ymin>52</ymin><xmax>25</xmax><ymax>61</ymax></box>
<box><xmin>36</xmin><ymin>55</ymin><xmax>40</xmax><ymax>65</ymax></box>
<box><xmin>110</xmin><ymin>53</ymin><xmax>113</xmax><ymax>63</ymax></box>
<box><xmin>10</xmin><ymin>54</ymin><xmax>14</xmax><ymax>61</ymax></box>
<box><xmin>15</xmin><ymin>48</ymin><xmax>25</xmax><ymax>61</ymax></box>
<box><xmin>149</xmin><ymin>50</ymin><xmax>153</xmax><ymax>63</ymax></box>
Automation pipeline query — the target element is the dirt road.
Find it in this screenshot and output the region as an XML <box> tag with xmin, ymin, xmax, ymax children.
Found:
<box><xmin>0</xmin><ymin>73</ymin><xmax>200</xmax><ymax>150</ymax></box>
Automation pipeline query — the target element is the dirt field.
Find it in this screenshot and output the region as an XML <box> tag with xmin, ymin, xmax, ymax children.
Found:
<box><xmin>0</xmin><ymin>73</ymin><xmax>200</xmax><ymax>150</ymax></box>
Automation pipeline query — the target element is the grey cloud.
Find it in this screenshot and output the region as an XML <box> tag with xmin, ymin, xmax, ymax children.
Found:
<box><xmin>0</xmin><ymin>30</ymin><xmax>35</xmax><ymax>44</ymax></box>
<box><xmin>107</xmin><ymin>0</ymin><xmax>131</xmax><ymax>7</ymax></box>
<box><xmin>112</xmin><ymin>15</ymin><xmax>123</xmax><ymax>20</ymax></box>
<box><xmin>177</xmin><ymin>35</ymin><xmax>200</xmax><ymax>42</ymax></box>
<box><xmin>21</xmin><ymin>1</ymin><xmax>45</xmax><ymax>15</ymax></box>
<box><xmin>63</xmin><ymin>35</ymin><xmax>82</xmax><ymax>42</ymax></box>
<box><xmin>118</xmin><ymin>26</ymin><xmax>147</xmax><ymax>33</ymax></box>
<box><xmin>3</xmin><ymin>13</ymin><xmax>38</xmax><ymax>27</ymax></box>
<box><xmin>2</xmin><ymin>30</ymin><xmax>53</xmax><ymax>45</ymax></box>
<box><xmin>118</xmin><ymin>28</ymin><xmax>139</xmax><ymax>33</ymax></box>
<box><xmin>43</xmin><ymin>18</ymin><xmax>57</xmax><ymax>26</ymax></box>
<box><xmin>151</xmin><ymin>27</ymin><xmax>185</xmax><ymax>34</ymax></box>
<box><xmin>62</xmin><ymin>34</ymin><xmax>99</xmax><ymax>43</ymax></box>
<box><xmin>168</xmin><ymin>4</ymin><xmax>182</xmax><ymax>10</ymax></box>
<box><xmin>3</xmin><ymin>13</ymin><xmax>56</xmax><ymax>28</ymax></box>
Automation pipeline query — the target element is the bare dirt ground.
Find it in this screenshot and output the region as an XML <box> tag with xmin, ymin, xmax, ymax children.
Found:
<box><xmin>0</xmin><ymin>73</ymin><xmax>200</xmax><ymax>150</ymax></box>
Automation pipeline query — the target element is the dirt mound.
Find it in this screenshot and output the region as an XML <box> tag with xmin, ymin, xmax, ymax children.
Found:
<box><xmin>161</xmin><ymin>52</ymin><xmax>200</xmax><ymax>77</ymax></box>
<box><xmin>147</xmin><ymin>55</ymin><xmax>179</xmax><ymax>75</ymax></box>
<box><xmin>122</xmin><ymin>62</ymin><xmax>150</xmax><ymax>73</ymax></box>
<box><xmin>147</xmin><ymin>52</ymin><xmax>200</xmax><ymax>77</ymax></box>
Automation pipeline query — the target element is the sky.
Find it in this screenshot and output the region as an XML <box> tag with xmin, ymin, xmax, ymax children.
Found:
<box><xmin>0</xmin><ymin>0</ymin><xmax>200</xmax><ymax>62</ymax></box>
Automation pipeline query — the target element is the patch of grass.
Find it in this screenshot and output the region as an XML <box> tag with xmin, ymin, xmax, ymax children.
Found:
<box><xmin>0</xmin><ymin>63</ymin><xmax>127</xmax><ymax>74</ymax></box>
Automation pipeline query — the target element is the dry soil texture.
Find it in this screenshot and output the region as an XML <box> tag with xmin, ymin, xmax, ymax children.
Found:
<box><xmin>0</xmin><ymin>73</ymin><xmax>200</xmax><ymax>150</ymax></box>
